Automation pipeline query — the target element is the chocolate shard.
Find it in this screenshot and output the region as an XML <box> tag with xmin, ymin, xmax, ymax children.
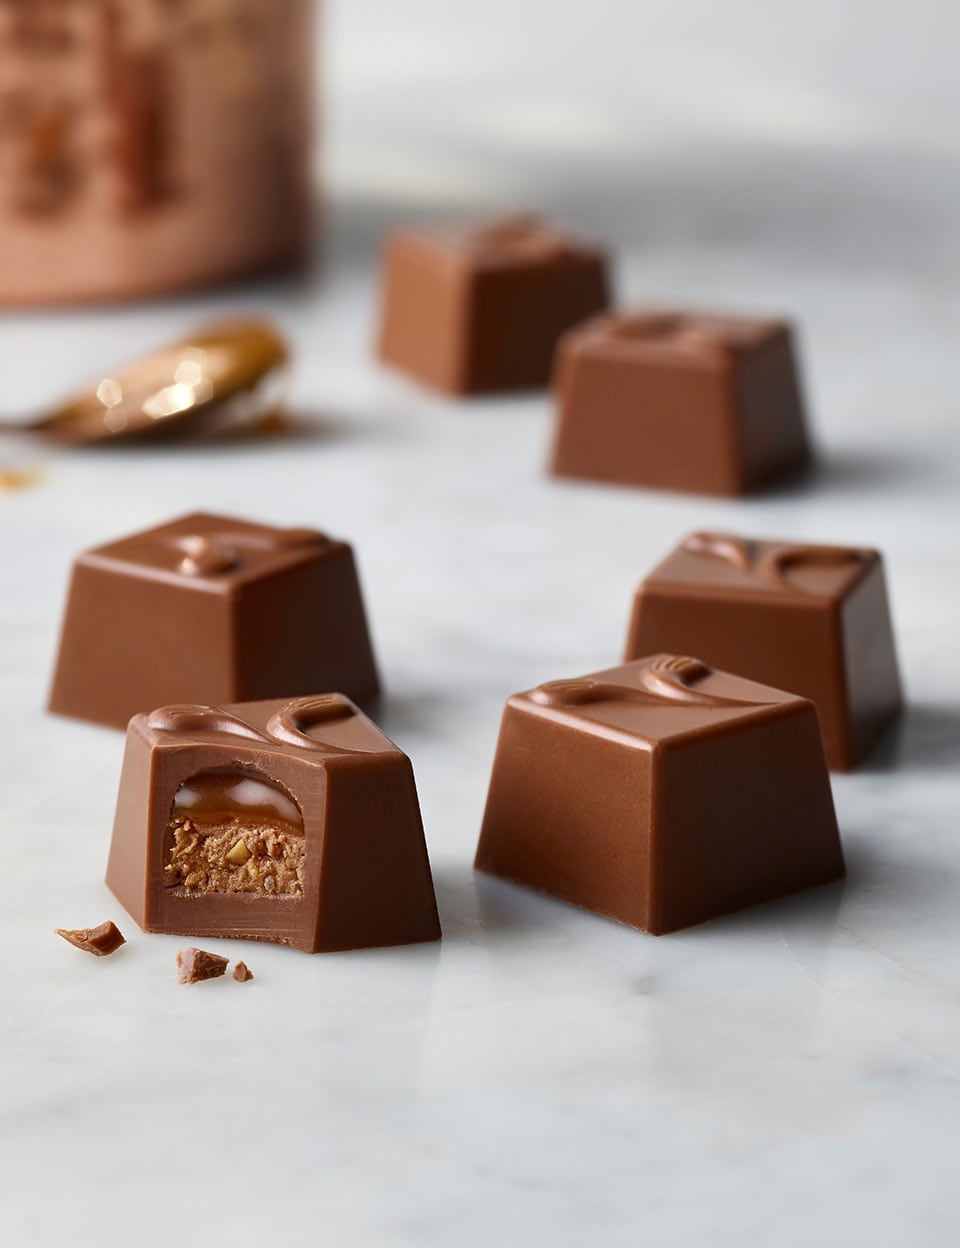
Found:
<box><xmin>55</xmin><ymin>920</ymin><xmax>126</xmax><ymax>957</ymax></box>
<box><xmin>475</xmin><ymin>655</ymin><xmax>845</xmax><ymax>934</ymax></box>
<box><xmin>107</xmin><ymin>694</ymin><xmax>442</xmax><ymax>953</ymax></box>
<box><xmin>48</xmin><ymin>512</ymin><xmax>381</xmax><ymax>730</ymax></box>
<box><xmin>232</xmin><ymin>961</ymin><xmax>254</xmax><ymax>983</ymax></box>
<box><xmin>549</xmin><ymin>308</ymin><xmax>812</xmax><ymax>495</ymax></box>
<box><xmin>176</xmin><ymin>947</ymin><xmax>229</xmax><ymax>985</ymax></box>
<box><xmin>376</xmin><ymin>215</ymin><xmax>611</xmax><ymax>395</ymax></box>
<box><xmin>625</xmin><ymin>532</ymin><xmax>904</xmax><ymax>770</ymax></box>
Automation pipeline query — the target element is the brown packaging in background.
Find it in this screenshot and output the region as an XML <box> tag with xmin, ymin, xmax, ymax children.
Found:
<box><xmin>0</xmin><ymin>0</ymin><xmax>318</xmax><ymax>305</ymax></box>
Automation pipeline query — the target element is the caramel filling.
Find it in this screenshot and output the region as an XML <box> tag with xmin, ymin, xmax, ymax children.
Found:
<box><xmin>163</xmin><ymin>769</ymin><xmax>304</xmax><ymax>898</ymax></box>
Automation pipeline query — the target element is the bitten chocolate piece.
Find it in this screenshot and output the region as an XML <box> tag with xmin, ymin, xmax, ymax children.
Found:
<box><xmin>549</xmin><ymin>309</ymin><xmax>812</xmax><ymax>495</ymax></box>
<box><xmin>176</xmin><ymin>948</ymin><xmax>229</xmax><ymax>985</ymax></box>
<box><xmin>55</xmin><ymin>920</ymin><xmax>126</xmax><ymax>956</ymax></box>
<box><xmin>107</xmin><ymin>694</ymin><xmax>441</xmax><ymax>953</ymax></box>
<box><xmin>49</xmin><ymin>512</ymin><xmax>380</xmax><ymax>730</ymax></box>
<box><xmin>625</xmin><ymin>533</ymin><xmax>904</xmax><ymax>771</ymax></box>
<box><xmin>475</xmin><ymin>655</ymin><xmax>844</xmax><ymax>934</ymax></box>
<box><xmin>232</xmin><ymin>961</ymin><xmax>254</xmax><ymax>983</ymax></box>
<box><xmin>376</xmin><ymin>215</ymin><xmax>610</xmax><ymax>395</ymax></box>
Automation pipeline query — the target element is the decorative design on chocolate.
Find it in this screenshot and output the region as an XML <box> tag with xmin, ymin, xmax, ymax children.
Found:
<box><xmin>146</xmin><ymin>705</ymin><xmax>268</xmax><ymax>743</ymax></box>
<box><xmin>266</xmin><ymin>695</ymin><xmax>358</xmax><ymax>750</ymax></box>
<box><xmin>682</xmin><ymin>532</ymin><xmax>868</xmax><ymax>591</ymax></box>
<box><xmin>175</xmin><ymin>535</ymin><xmax>240</xmax><ymax>577</ymax></box>
<box><xmin>532</xmin><ymin>655</ymin><xmax>764</xmax><ymax>710</ymax></box>
<box><xmin>147</xmin><ymin>697</ymin><xmax>361</xmax><ymax>754</ymax></box>
<box><xmin>168</xmin><ymin>524</ymin><xmax>328</xmax><ymax>576</ymax></box>
<box><xmin>464</xmin><ymin>215</ymin><xmax>571</xmax><ymax>262</ymax></box>
<box><xmin>683</xmin><ymin>532</ymin><xmax>756</xmax><ymax>571</ymax></box>
<box><xmin>597</xmin><ymin>313</ymin><xmax>761</xmax><ymax>358</ymax></box>
<box><xmin>757</xmin><ymin>545</ymin><xmax>869</xmax><ymax>588</ymax></box>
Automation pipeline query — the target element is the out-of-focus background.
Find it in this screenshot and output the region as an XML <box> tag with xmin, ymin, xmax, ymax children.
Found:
<box><xmin>332</xmin><ymin>0</ymin><xmax>959</xmax><ymax>274</ymax></box>
<box><xmin>2</xmin><ymin>4</ymin><xmax>960</xmax><ymax>1247</ymax></box>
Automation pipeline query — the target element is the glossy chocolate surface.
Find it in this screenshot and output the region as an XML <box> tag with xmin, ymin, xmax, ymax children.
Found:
<box><xmin>625</xmin><ymin>532</ymin><xmax>904</xmax><ymax>770</ymax></box>
<box><xmin>376</xmin><ymin>215</ymin><xmax>611</xmax><ymax>395</ymax></box>
<box><xmin>475</xmin><ymin>655</ymin><xmax>844</xmax><ymax>934</ymax></box>
<box><xmin>549</xmin><ymin>308</ymin><xmax>812</xmax><ymax>495</ymax></box>
<box><xmin>107</xmin><ymin>694</ymin><xmax>442</xmax><ymax>953</ymax></box>
<box><xmin>48</xmin><ymin>512</ymin><xmax>380</xmax><ymax>729</ymax></box>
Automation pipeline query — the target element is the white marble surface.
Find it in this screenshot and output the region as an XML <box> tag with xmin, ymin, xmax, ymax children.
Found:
<box><xmin>2</xmin><ymin>3</ymin><xmax>960</xmax><ymax>1245</ymax></box>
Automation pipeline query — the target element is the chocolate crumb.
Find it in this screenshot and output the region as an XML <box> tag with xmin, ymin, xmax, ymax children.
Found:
<box><xmin>176</xmin><ymin>947</ymin><xmax>229</xmax><ymax>985</ymax></box>
<box><xmin>55</xmin><ymin>920</ymin><xmax>125</xmax><ymax>957</ymax></box>
<box><xmin>232</xmin><ymin>961</ymin><xmax>254</xmax><ymax>983</ymax></box>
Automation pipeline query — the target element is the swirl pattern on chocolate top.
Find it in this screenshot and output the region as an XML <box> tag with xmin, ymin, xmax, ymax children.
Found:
<box><xmin>146</xmin><ymin>705</ymin><xmax>268</xmax><ymax>741</ymax></box>
<box><xmin>266</xmin><ymin>695</ymin><xmax>358</xmax><ymax>750</ymax></box>
<box><xmin>531</xmin><ymin>655</ymin><xmax>764</xmax><ymax>709</ymax></box>
<box><xmin>167</xmin><ymin>524</ymin><xmax>329</xmax><ymax>577</ymax></box>
<box><xmin>147</xmin><ymin>695</ymin><xmax>361</xmax><ymax>753</ymax></box>
<box><xmin>682</xmin><ymin>531</ymin><xmax>867</xmax><ymax>590</ymax></box>
<box><xmin>464</xmin><ymin>216</ymin><xmax>573</xmax><ymax>263</ymax></box>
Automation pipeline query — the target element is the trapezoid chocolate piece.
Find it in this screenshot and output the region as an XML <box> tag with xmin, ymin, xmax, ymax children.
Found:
<box><xmin>107</xmin><ymin>694</ymin><xmax>441</xmax><ymax>952</ymax></box>
<box><xmin>549</xmin><ymin>308</ymin><xmax>812</xmax><ymax>495</ymax></box>
<box><xmin>376</xmin><ymin>215</ymin><xmax>611</xmax><ymax>395</ymax></box>
<box><xmin>48</xmin><ymin>512</ymin><xmax>381</xmax><ymax>729</ymax></box>
<box><xmin>475</xmin><ymin>655</ymin><xmax>844</xmax><ymax>934</ymax></box>
<box><xmin>625</xmin><ymin>532</ymin><xmax>904</xmax><ymax>769</ymax></box>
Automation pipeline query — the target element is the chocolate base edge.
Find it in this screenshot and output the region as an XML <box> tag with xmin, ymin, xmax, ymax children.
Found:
<box><xmin>473</xmin><ymin>861</ymin><xmax>845</xmax><ymax>936</ymax></box>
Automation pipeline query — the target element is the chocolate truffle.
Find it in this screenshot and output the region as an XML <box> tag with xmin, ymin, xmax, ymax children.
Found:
<box><xmin>549</xmin><ymin>309</ymin><xmax>812</xmax><ymax>495</ymax></box>
<box><xmin>48</xmin><ymin>512</ymin><xmax>380</xmax><ymax>730</ymax></box>
<box><xmin>107</xmin><ymin>694</ymin><xmax>441</xmax><ymax>953</ymax></box>
<box><xmin>376</xmin><ymin>215</ymin><xmax>610</xmax><ymax>395</ymax></box>
<box><xmin>475</xmin><ymin>655</ymin><xmax>844</xmax><ymax>935</ymax></box>
<box><xmin>625</xmin><ymin>533</ymin><xmax>904</xmax><ymax>770</ymax></box>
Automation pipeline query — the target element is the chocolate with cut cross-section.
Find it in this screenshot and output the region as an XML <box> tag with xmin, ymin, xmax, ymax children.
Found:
<box><xmin>48</xmin><ymin>512</ymin><xmax>381</xmax><ymax>730</ymax></box>
<box><xmin>624</xmin><ymin>532</ymin><xmax>904</xmax><ymax>770</ymax></box>
<box><xmin>376</xmin><ymin>215</ymin><xmax>611</xmax><ymax>395</ymax></box>
<box><xmin>107</xmin><ymin>693</ymin><xmax>441</xmax><ymax>952</ymax></box>
<box><xmin>475</xmin><ymin>655</ymin><xmax>844</xmax><ymax>934</ymax></box>
<box><xmin>549</xmin><ymin>308</ymin><xmax>812</xmax><ymax>495</ymax></box>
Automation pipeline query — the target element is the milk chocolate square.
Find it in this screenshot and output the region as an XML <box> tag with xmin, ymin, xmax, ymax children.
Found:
<box><xmin>107</xmin><ymin>694</ymin><xmax>441</xmax><ymax>952</ymax></box>
<box><xmin>549</xmin><ymin>309</ymin><xmax>812</xmax><ymax>495</ymax></box>
<box><xmin>475</xmin><ymin>655</ymin><xmax>844</xmax><ymax>934</ymax></box>
<box><xmin>376</xmin><ymin>215</ymin><xmax>610</xmax><ymax>395</ymax></box>
<box><xmin>625</xmin><ymin>533</ymin><xmax>904</xmax><ymax>770</ymax></box>
<box><xmin>48</xmin><ymin>512</ymin><xmax>380</xmax><ymax>729</ymax></box>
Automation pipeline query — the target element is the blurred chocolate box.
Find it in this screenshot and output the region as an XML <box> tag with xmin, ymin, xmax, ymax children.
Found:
<box><xmin>0</xmin><ymin>0</ymin><xmax>317</xmax><ymax>304</ymax></box>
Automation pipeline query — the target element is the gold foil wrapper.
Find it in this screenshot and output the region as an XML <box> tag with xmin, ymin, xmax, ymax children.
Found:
<box><xmin>0</xmin><ymin>0</ymin><xmax>316</xmax><ymax>304</ymax></box>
